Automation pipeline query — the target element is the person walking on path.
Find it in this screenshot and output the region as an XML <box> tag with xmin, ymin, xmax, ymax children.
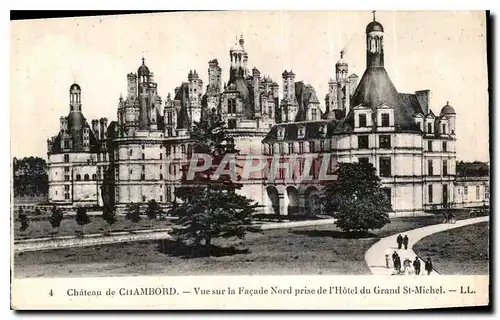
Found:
<box><xmin>424</xmin><ymin>257</ymin><xmax>433</xmax><ymax>275</ymax></box>
<box><xmin>397</xmin><ymin>234</ymin><xmax>403</xmax><ymax>249</ymax></box>
<box><xmin>413</xmin><ymin>257</ymin><xmax>421</xmax><ymax>275</ymax></box>
<box><xmin>394</xmin><ymin>255</ymin><xmax>402</xmax><ymax>274</ymax></box>
<box><xmin>392</xmin><ymin>251</ymin><xmax>398</xmax><ymax>266</ymax></box>
<box><xmin>403</xmin><ymin>257</ymin><xmax>412</xmax><ymax>275</ymax></box>
<box><xmin>385</xmin><ymin>254</ymin><xmax>390</xmax><ymax>268</ymax></box>
<box><xmin>403</xmin><ymin>235</ymin><xmax>409</xmax><ymax>250</ymax></box>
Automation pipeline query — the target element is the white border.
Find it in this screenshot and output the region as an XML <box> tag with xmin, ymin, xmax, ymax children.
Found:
<box><xmin>2</xmin><ymin>1</ymin><xmax>498</xmax><ymax>319</ymax></box>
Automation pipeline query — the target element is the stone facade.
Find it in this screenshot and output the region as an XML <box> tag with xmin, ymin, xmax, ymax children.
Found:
<box><xmin>46</xmin><ymin>15</ymin><xmax>488</xmax><ymax>217</ymax></box>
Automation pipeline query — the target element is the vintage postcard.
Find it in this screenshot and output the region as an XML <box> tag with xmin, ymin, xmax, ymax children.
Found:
<box><xmin>10</xmin><ymin>10</ymin><xmax>490</xmax><ymax>310</ymax></box>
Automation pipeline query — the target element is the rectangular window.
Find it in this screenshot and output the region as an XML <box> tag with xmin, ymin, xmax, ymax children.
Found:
<box><xmin>142</xmin><ymin>153</ymin><xmax>145</xmax><ymax>160</ymax></box>
<box><xmin>64</xmin><ymin>154</ymin><xmax>69</xmax><ymax>163</ymax></box>
<box><xmin>65</xmin><ymin>193</ymin><xmax>70</xmax><ymax>199</ymax></box>
<box><xmin>64</xmin><ymin>185</ymin><xmax>70</xmax><ymax>191</ymax></box>
<box><xmin>476</xmin><ymin>186</ymin><xmax>480</xmax><ymax>200</ymax></box>
<box><xmin>358</xmin><ymin>157</ymin><xmax>369</xmax><ymax>165</ymax></box>
<box><xmin>279</xmin><ymin>144</ymin><xmax>284</xmax><ymax>155</ymax></box>
<box><xmin>181</xmin><ymin>145</ymin><xmax>186</xmax><ymax>154</ymax></box>
<box><xmin>311</xmin><ymin>109</ymin><xmax>318</xmax><ymax>121</ymax></box>
<box><xmin>428</xmin><ymin>185</ymin><xmax>433</xmax><ymax>203</ymax></box>
<box><xmin>442</xmin><ymin>142</ymin><xmax>447</xmax><ymax>152</ymax></box>
<box><xmin>160</xmin><ymin>173</ymin><xmax>163</xmax><ymax>180</ymax></box>
<box><xmin>358</xmin><ymin>135</ymin><xmax>369</xmax><ymax>149</ymax></box>
<box><xmin>309</xmin><ymin>141</ymin><xmax>315</xmax><ymax>153</ymax></box>
<box><xmin>142</xmin><ymin>195</ymin><xmax>146</xmax><ymax>202</ymax></box>
<box><xmin>379</xmin><ymin>157</ymin><xmax>391</xmax><ymax>177</ymax></box>
<box><xmin>427</xmin><ymin>123</ymin><xmax>433</xmax><ymax>134</ymax></box>
<box><xmin>64</xmin><ymin>167</ymin><xmax>69</xmax><ymax>173</ymax></box>
<box><xmin>299</xmin><ymin>142</ymin><xmax>304</xmax><ymax>154</ymax></box>
<box><xmin>443</xmin><ymin>160</ymin><xmax>448</xmax><ymax>176</ymax></box>
<box><xmin>381</xmin><ymin>113</ymin><xmax>390</xmax><ymax>127</ymax></box>
<box><xmin>160</xmin><ymin>153</ymin><xmax>163</xmax><ymax>160</ymax></box>
<box><xmin>160</xmin><ymin>195</ymin><xmax>163</xmax><ymax>202</ymax></box>
<box><xmin>379</xmin><ymin>135</ymin><xmax>391</xmax><ymax>149</ymax></box>
<box><xmin>141</xmin><ymin>174</ymin><xmax>145</xmax><ymax>181</ymax></box>
<box><xmin>359</xmin><ymin>114</ymin><xmax>367</xmax><ymax>127</ymax></box>
<box><xmin>428</xmin><ymin>141</ymin><xmax>433</xmax><ymax>151</ymax></box>
<box><xmin>320</xmin><ymin>140</ymin><xmax>325</xmax><ymax>152</ymax></box>
<box><xmin>464</xmin><ymin>186</ymin><xmax>469</xmax><ymax>201</ymax></box>
<box><xmin>228</xmin><ymin>119</ymin><xmax>237</xmax><ymax>129</ymax></box>
<box><xmin>442</xmin><ymin>124</ymin><xmax>446</xmax><ymax>134</ymax></box>
<box><xmin>64</xmin><ymin>175</ymin><xmax>70</xmax><ymax>181</ymax></box>
<box><xmin>166</xmin><ymin>187</ymin><xmax>172</xmax><ymax>203</ymax></box>
<box><xmin>288</xmin><ymin>143</ymin><xmax>293</xmax><ymax>154</ymax></box>
<box><xmin>485</xmin><ymin>186</ymin><xmax>489</xmax><ymax>199</ymax></box>
<box><xmin>428</xmin><ymin>159</ymin><xmax>434</xmax><ymax>176</ymax></box>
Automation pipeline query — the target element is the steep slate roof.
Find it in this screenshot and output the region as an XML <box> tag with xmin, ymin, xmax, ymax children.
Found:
<box><xmin>49</xmin><ymin>116</ymin><xmax>101</xmax><ymax>154</ymax></box>
<box><xmin>294</xmin><ymin>82</ymin><xmax>322</xmax><ymax>122</ymax></box>
<box><xmin>349</xmin><ymin>67</ymin><xmax>422</xmax><ymax>132</ymax></box>
<box><xmin>174</xmin><ymin>82</ymin><xmax>191</xmax><ymax>129</ymax></box>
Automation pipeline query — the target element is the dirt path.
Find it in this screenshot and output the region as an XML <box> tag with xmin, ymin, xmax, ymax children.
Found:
<box><xmin>364</xmin><ymin>216</ymin><xmax>489</xmax><ymax>276</ymax></box>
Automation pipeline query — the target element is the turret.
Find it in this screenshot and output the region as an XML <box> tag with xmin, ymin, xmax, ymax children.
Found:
<box><xmin>366</xmin><ymin>11</ymin><xmax>385</xmax><ymax>68</ymax></box>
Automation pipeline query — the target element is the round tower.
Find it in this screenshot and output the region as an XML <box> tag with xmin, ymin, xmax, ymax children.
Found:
<box><xmin>441</xmin><ymin>101</ymin><xmax>457</xmax><ymax>134</ymax></box>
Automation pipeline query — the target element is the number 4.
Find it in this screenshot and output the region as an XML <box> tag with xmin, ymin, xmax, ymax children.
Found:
<box><xmin>49</xmin><ymin>290</ymin><xmax>53</xmax><ymax>296</ymax></box>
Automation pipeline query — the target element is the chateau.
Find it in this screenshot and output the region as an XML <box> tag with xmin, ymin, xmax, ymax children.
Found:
<box><xmin>46</xmin><ymin>14</ymin><xmax>488</xmax><ymax>216</ymax></box>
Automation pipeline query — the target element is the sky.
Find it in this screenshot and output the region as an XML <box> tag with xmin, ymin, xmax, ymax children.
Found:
<box><xmin>10</xmin><ymin>11</ymin><xmax>489</xmax><ymax>162</ymax></box>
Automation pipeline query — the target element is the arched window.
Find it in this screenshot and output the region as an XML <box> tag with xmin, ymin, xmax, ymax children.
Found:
<box><xmin>84</xmin><ymin>174</ymin><xmax>90</xmax><ymax>181</ymax></box>
<box><xmin>76</xmin><ymin>174</ymin><xmax>81</xmax><ymax>181</ymax></box>
<box><xmin>92</xmin><ymin>174</ymin><xmax>97</xmax><ymax>181</ymax></box>
<box><xmin>427</xmin><ymin>123</ymin><xmax>432</xmax><ymax>134</ymax></box>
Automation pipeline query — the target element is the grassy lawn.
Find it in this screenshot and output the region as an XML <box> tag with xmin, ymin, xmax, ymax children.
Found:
<box><xmin>13</xmin><ymin>212</ymin><xmax>469</xmax><ymax>278</ymax></box>
<box><xmin>13</xmin><ymin>215</ymin><xmax>174</xmax><ymax>240</ymax></box>
<box><xmin>413</xmin><ymin>222</ymin><xmax>489</xmax><ymax>275</ymax></box>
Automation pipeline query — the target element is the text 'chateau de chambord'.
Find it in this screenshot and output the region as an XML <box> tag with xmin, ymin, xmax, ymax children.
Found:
<box><xmin>46</xmin><ymin>13</ymin><xmax>488</xmax><ymax>216</ymax></box>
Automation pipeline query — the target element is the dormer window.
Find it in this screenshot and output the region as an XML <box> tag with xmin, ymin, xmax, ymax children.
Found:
<box><xmin>359</xmin><ymin>114</ymin><xmax>367</xmax><ymax>127</ymax></box>
<box><xmin>311</xmin><ymin>108</ymin><xmax>318</xmax><ymax>121</ymax></box>
<box><xmin>298</xmin><ymin>126</ymin><xmax>306</xmax><ymax>139</ymax></box>
<box><xmin>277</xmin><ymin>127</ymin><xmax>285</xmax><ymax>140</ymax></box>
<box><xmin>381</xmin><ymin>113</ymin><xmax>390</xmax><ymax>127</ymax></box>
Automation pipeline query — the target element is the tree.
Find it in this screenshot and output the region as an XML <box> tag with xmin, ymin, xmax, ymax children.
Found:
<box><xmin>75</xmin><ymin>207</ymin><xmax>91</xmax><ymax>237</ymax></box>
<box><xmin>18</xmin><ymin>208</ymin><xmax>29</xmax><ymax>234</ymax></box>
<box><xmin>321</xmin><ymin>162</ymin><xmax>392</xmax><ymax>234</ymax></box>
<box><xmin>170</xmin><ymin>109</ymin><xmax>258</xmax><ymax>248</ymax></box>
<box><xmin>146</xmin><ymin>199</ymin><xmax>162</xmax><ymax>229</ymax></box>
<box><xmin>101</xmin><ymin>204</ymin><xmax>117</xmax><ymax>234</ymax></box>
<box><xmin>12</xmin><ymin>157</ymin><xmax>48</xmax><ymax>197</ymax></box>
<box><xmin>48</xmin><ymin>205</ymin><xmax>64</xmax><ymax>237</ymax></box>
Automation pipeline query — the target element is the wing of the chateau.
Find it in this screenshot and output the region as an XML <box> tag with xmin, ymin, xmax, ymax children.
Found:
<box><xmin>46</xmin><ymin>14</ymin><xmax>488</xmax><ymax>216</ymax></box>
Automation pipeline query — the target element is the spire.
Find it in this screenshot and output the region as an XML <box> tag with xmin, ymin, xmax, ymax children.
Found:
<box><xmin>340</xmin><ymin>50</ymin><xmax>344</xmax><ymax>59</ymax></box>
<box><xmin>372</xmin><ymin>10</ymin><xmax>376</xmax><ymax>21</ymax></box>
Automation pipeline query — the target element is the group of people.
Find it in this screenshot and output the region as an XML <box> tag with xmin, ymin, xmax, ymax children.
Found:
<box><xmin>386</xmin><ymin>252</ymin><xmax>432</xmax><ymax>275</ymax></box>
<box><xmin>384</xmin><ymin>233</ymin><xmax>435</xmax><ymax>275</ymax></box>
<box><xmin>396</xmin><ymin>234</ymin><xmax>409</xmax><ymax>250</ymax></box>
